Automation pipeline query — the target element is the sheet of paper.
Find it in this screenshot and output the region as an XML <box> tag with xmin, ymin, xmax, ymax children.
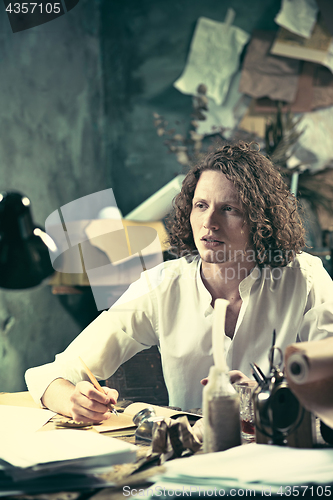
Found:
<box><xmin>271</xmin><ymin>22</ymin><xmax>333</xmax><ymax>73</ymax></box>
<box><xmin>195</xmin><ymin>71</ymin><xmax>251</xmax><ymax>138</ymax></box>
<box><xmin>252</xmin><ymin>61</ymin><xmax>315</xmax><ymax>113</ymax></box>
<box><xmin>94</xmin><ymin>411</ymin><xmax>136</xmax><ymax>433</ymax></box>
<box><xmin>174</xmin><ymin>15</ymin><xmax>250</xmax><ymax>106</ymax></box>
<box><xmin>0</xmin><ymin>405</ymin><xmax>55</xmax><ymax>434</ymax></box>
<box><xmin>94</xmin><ymin>401</ymin><xmax>201</xmax><ymax>433</ymax></box>
<box><xmin>0</xmin><ymin>429</ymin><xmax>136</xmax><ymax>471</ymax></box>
<box><xmin>249</xmin><ymin>63</ymin><xmax>333</xmax><ymax>113</ymax></box>
<box><xmin>287</xmin><ymin>105</ymin><xmax>333</xmax><ymax>171</ymax></box>
<box><xmin>239</xmin><ymin>31</ymin><xmax>300</xmax><ymax>103</ymax></box>
<box><xmin>151</xmin><ymin>444</ymin><xmax>333</xmax><ymax>493</ymax></box>
<box><xmin>275</xmin><ymin>0</ymin><xmax>318</xmax><ymax>38</ymax></box>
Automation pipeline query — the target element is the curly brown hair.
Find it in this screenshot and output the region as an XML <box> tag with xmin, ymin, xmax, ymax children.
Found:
<box><xmin>166</xmin><ymin>141</ymin><xmax>306</xmax><ymax>267</ymax></box>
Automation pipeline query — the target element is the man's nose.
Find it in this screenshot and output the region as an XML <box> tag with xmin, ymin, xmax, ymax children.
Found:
<box><xmin>203</xmin><ymin>209</ymin><xmax>219</xmax><ymax>230</ymax></box>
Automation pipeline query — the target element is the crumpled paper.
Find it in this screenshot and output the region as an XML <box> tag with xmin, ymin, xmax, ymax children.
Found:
<box><xmin>151</xmin><ymin>416</ymin><xmax>203</xmax><ymax>464</ymax></box>
<box><xmin>174</xmin><ymin>14</ymin><xmax>250</xmax><ymax>106</ymax></box>
<box><xmin>270</xmin><ymin>20</ymin><xmax>333</xmax><ymax>74</ymax></box>
<box><xmin>195</xmin><ymin>71</ymin><xmax>252</xmax><ymax>139</ymax></box>
<box><xmin>275</xmin><ymin>0</ymin><xmax>318</xmax><ymax>38</ymax></box>
<box><xmin>288</xmin><ymin>105</ymin><xmax>333</xmax><ymax>171</ymax></box>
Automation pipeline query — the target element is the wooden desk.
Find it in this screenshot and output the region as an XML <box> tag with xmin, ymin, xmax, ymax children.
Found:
<box><xmin>2</xmin><ymin>393</ymin><xmax>333</xmax><ymax>500</ymax></box>
<box><xmin>0</xmin><ymin>392</ymin><xmax>162</xmax><ymax>500</ymax></box>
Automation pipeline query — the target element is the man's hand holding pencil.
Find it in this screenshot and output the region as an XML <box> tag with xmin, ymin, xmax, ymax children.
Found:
<box><xmin>64</xmin><ymin>357</ymin><xmax>119</xmax><ymax>424</ymax></box>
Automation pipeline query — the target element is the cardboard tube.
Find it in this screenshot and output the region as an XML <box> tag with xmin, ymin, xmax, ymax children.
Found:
<box><xmin>285</xmin><ymin>338</ymin><xmax>333</xmax><ymax>385</ymax></box>
<box><xmin>285</xmin><ymin>339</ymin><xmax>333</xmax><ymax>429</ymax></box>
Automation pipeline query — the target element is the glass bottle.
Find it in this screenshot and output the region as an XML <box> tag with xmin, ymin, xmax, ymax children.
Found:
<box><xmin>203</xmin><ymin>365</ymin><xmax>241</xmax><ymax>453</ymax></box>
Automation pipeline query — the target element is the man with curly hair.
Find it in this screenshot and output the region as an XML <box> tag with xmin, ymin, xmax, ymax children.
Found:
<box><xmin>25</xmin><ymin>142</ymin><xmax>333</xmax><ymax>423</ymax></box>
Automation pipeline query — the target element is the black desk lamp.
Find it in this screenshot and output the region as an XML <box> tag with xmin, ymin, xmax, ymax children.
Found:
<box><xmin>0</xmin><ymin>191</ymin><xmax>57</xmax><ymax>289</ymax></box>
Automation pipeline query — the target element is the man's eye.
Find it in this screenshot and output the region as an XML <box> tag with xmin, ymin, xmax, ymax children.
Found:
<box><xmin>195</xmin><ymin>203</ymin><xmax>205</xmax><ymax>209</ymax></box>
<box><xmin>223</xmin><ymin>206</ymin><xmax>233</xmax><ymax>212</ymax></box>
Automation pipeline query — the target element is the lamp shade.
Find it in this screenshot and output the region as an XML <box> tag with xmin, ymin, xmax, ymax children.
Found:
<box><xmin>0</xmin><ymin>191</ymin><xmax>57</xmax><ymax>289</ymax></box>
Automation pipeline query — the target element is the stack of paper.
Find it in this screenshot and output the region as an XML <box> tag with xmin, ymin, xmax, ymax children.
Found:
<box><xmin>0</xmin><ymin>429</ymin><xmax>137</xmax><ymax>480</ymax></box>
<box><xmin>149</xmin><ymin>444</ymin><xmax>333</xmax><ymax>496</ymax></box>
<box><xmin>0</xmin><ymin>405</ymin><xmax>137</xmax><ymax>496</ymax></box>
<box><xmin>0</xmin><ymin>405</ymin><xmax>56</xmax><ymax>433</ymax></box>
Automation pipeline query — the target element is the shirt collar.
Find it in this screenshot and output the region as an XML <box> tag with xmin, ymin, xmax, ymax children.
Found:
<box><xmin>196</xmin><ymin>258</ymin><xmax>259</xmax><ymax>313</ymax></box>
<box><xmin>239</xmin><ymin>265</ymin><xmax>260</xmax><ymax>298</ymax></box>
<box><xmin>195</xmin><ymin>257</ymin><xmax>213</xmax><ymax>316</ymax></box>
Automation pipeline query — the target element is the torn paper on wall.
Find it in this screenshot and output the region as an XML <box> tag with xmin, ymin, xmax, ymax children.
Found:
<box><xmin>251</xmin><ymin>62</ymin><xmax>333</xmax><ymax>114</ymax></box>
<box><xmin>195</xmin><ymin>71</ymin><xmax>252</xmax><ymax>138</ymax></box>
<box><xmin>271</xmin><ymin>21</ymin><xmax>333</xmax><ymax>73</ymax></box>
<box><xmin>174</xmin><ymin>15</ymin><xmax>250</xmax><ymax>106</ymax></box>
<box><xmin>239</xmin><ymin>31</ymin><xmax>300</xmax><ymax>103</ymax></box>
<box><xmin>287</xmin><ymin>105</ymin><xmax>333</xmax><ymax>172</ymax></box>
<box><xmin>274</xmin><ymin>0</ymin><xmax>318</xmax><ymax>39</ymax></box>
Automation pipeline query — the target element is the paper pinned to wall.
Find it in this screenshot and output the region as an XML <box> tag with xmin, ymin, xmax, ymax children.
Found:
<box><xmin>275</xmin><ymin>0</ymin><xmax>318</xmax><ymax>38</ymax></box>
<box><xmin>271</xmin><ymin>21</ymin><xmax>333</xmax><ymax>73</ymax></box>
<box><xmin>239</xmin><ymin>31</ymin><xmax>301</xmax><ymax>103</ymax></box>
<box><xmin>195</xmin><ymin>71</ymin><xmax>252</xmax><ymax>138</ymax></box>
<box><xmin>287</xmin><ymin>105</ymin><xmax>333</xmax><ymax>172</ymax></box>
<box><xmin>174</xmin><ymin>13</ymin><xmax>250</xmax><ymax>106</ymax></box>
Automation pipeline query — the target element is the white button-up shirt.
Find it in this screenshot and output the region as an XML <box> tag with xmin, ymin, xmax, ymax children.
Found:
<box><xmin>25</xmin><ymin>252</ymin><xmax>333</xmax><ymax>411</ymax></box>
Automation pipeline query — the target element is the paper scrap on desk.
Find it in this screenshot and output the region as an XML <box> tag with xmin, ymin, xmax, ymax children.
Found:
<box><xmin>151</xmin><ymin>444</ymin><xmax>333</xmax><ymax>493</ymax></box>
<box><xmin>0</xmin><ymin>405</ymin><xmax>55</xmax><ymax>434</ymax></box>
<box><xmin>174</xmin><ymin>15</ymin><xmax>250</xmax><ymax>106</ymax></box>
<box><xmin>275</xmin><ymin>0</ymin><xmax>318</xmax><ymax>38</ymax></box>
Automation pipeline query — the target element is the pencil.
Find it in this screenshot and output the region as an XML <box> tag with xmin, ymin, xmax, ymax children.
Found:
<box><xmin>78</xmin><ymin>356</ymin><xmax>118</xmax><ymax>416</ymax></box>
